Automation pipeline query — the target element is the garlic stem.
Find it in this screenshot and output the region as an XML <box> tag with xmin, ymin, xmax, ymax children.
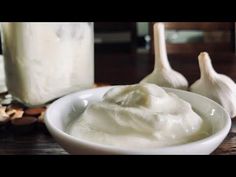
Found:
<box><xmin>198</xmin><ymin>52</ymin><xmax>217</xmax><ymax>80</ymax></box>
<box><xmin>153</xmin><ymin>23</ymin><xmax>171</xmax><ymax>70</ymax></box>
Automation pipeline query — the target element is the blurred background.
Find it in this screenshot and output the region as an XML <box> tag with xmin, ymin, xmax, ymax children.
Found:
<box><xmin>1</xmin><ymin>22</ymin><xmax>235</xmax><ymax>54</ymax></box>
<box><xmin>94</xmin><ymin>22</ymin><xmax>235</xmax><ymax>54</ymax></box>
<box><xmin>93</xmin><ymin>22</ymin><xmax>236</xmax><ymax>84</ymax></box>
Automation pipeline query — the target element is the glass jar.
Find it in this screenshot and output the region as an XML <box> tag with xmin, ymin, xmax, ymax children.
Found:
<box><xmin>1</xmin><ymin>22</ymin><xmax>94</xmax><ymax>106</ymax></box>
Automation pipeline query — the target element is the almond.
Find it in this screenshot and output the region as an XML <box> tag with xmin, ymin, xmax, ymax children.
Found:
<box><xmin>11</xmin><ymin>110</ymin><xmax>24</xmax><ymax>120</ymax></box>
<box><xmin>24</xmin><ymin>107</ymin><xmax>46</xmax><ymax>116</ymax></box>
<box><xmin>0</xmin><ymin>106</ymin><xmax>10</xmax><ymax>123</ymax></box>
<box><xmin>38</xmin><ymin>111</ymin><xmax>45</xmax><ymax>123</ymax></box>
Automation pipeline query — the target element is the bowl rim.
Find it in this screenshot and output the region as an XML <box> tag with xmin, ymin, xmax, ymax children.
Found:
<box><xmin>45</xmin><ymin>86</ymin><xmax>231</xmax><ymax>154</ymax></box>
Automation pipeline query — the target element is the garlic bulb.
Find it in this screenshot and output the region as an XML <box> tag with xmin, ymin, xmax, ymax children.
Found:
<box><xmin>140</xmin><ymin>23</ymin><xmax>188</xmax><ymax>90</ymax></box>
<box><xmin>190</xmin><ymin>52</ymin><xmax>236</xmax><ymax>118</ymax></box>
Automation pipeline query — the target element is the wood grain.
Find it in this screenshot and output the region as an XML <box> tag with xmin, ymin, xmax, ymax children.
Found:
<box><xmin>0</xmin><ymin>128</ymin><xmax>68</xmax><ymax>155</ymax></box>
<box><xmin>212</xmin><ymin>119</ymin><xmax>236</xmax><ymax>155</ymax></box>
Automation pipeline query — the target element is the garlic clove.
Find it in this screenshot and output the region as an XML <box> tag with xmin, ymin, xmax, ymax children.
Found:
<box><xmin>190</xmin><ymin>52</ymin><xmax>236</xmax><ymax>118</ymax></box>
<box><xmin>141</xmin><ymin>23</ymin><xmax>188</xmax><ymax>90</ymax></box>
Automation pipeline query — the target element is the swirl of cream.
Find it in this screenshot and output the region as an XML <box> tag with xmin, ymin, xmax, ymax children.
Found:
<box><xmin>69</xmin><ymin>83</ymin><xmax>207</xmax><ymax>149</ymax></box>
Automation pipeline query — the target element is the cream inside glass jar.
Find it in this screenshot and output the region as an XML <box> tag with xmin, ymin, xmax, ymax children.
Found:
<box><xmin>1</xmin><ymin>22</ymin><xmax>94</xmax><ymax>106</ymax></box>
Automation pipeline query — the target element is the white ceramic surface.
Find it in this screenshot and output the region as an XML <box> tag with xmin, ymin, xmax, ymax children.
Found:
<box><xmin>45</xmin><ymin>86</ymin><xmax>231</xmax><ymax>155</ymax></box>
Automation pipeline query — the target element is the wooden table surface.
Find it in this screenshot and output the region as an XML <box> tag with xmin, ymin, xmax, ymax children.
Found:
<box><xmin>1</xmin><ymin>52</ymin><xmax>236</xmax><ymax>155</ymax></box>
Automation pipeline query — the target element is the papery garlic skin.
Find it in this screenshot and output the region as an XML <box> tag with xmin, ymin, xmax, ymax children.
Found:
<box><xmin>141</xmin><ymin>68</ymin><xmax>188</xmax><ymax>90</ymax></box>
<box><xmin>141</xmin><ymin>23</ymin><xmax>188</xmax><ymax>90</ymax></box>
<box><xmin>190</xmin><ymin>52</ymin><xmax>236</xmax><ymax>118</ymax></box>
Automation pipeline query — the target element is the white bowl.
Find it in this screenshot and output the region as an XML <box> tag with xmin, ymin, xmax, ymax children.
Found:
<box><xmin>45</xmin><ymin>86</ymin><xmax>231</xmax><ymax>155</ymax></box>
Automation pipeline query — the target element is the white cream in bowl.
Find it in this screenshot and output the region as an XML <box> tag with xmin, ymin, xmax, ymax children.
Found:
<box><xmin>67</xmin><ymin>83</ymin><xmax>210</xmax><ymax>149</ymax></box>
